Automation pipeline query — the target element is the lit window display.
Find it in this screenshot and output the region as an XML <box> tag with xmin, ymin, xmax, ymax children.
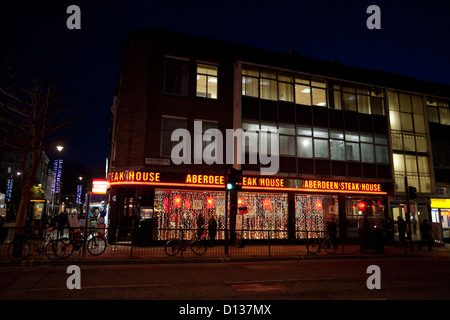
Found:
<box><xmin>237</xmin><ymin>192</ymin><xmax>288</xmax><ymax>239</ymax></box>
<box><xmin>154</xmin><ymin>189</ymin><xmax>227</xmax><ymax>240</ymax></box>
<box><xmin>346</xmin><ymin>196</ymin><xmax>385</xmax><ymax>229</ymax></box>
<box><xmin>295</xmin><ymin>194</ymin><xmax>339</xmax><ymax>238</ymax></box>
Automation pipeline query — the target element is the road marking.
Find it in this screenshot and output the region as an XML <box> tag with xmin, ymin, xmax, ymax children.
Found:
<box><xmin>225</xmin><ymin>277</ymin><xmax>333</xmax><ymax>285</ymax></box>
<box><xmin>29</xmin><ymin>283</ymin><xmax>172</xmax><ymax>291</ymax></box>
<box><xmin>231</xmin><ymin>283</ymin><xmax>287</xmax><ymax>292</ymax></box>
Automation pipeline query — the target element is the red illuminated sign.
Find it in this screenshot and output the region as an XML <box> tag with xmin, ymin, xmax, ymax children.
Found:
<box><xmin>92</xmin><ymin>179</ymin><xmax>108</xmax><ymax>194</ymax></box>
<box><xmin>107</xmin><ymin>171</ymin><xmax>386</xmax><ymax>195</ymax></box>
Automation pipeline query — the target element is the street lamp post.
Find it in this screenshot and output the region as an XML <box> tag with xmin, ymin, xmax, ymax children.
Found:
<box><xmin>53</xmin><ymin>145</ymin><xmax>63</xmax><ymax>214</ymax></box>
<box><xmin>77</xmin><ymin>176</ymin><xmax>83</xmax><ymax>215</ymax></box>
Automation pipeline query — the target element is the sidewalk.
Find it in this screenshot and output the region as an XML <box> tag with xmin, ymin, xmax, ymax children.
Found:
<box><xmin>2</xmin><ymin>240</ymin><xmax>449</xmax><ymax>268</ymax></box>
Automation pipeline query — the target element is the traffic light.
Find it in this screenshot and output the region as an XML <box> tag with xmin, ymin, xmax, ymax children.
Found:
<box><xmin>226</xmin><ymin>168</ymin><xmax>243</xmax><ymax>191</ymax></box>
<box><xmin>408</xmin><ymin>186</ymin><xmax>417</xmax><ymax>200</ymax></box>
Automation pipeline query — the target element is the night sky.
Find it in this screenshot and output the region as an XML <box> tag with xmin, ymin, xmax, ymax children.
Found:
<box><xmin>1</xmin><ymin>0</ymin><xmax>449</xmax><ymax>175</ymax></box>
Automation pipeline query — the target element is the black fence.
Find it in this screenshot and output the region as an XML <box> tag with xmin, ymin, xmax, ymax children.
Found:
<box><xmin>0</xmin><ymin>225</ymin><xmax>408</xmax><ymax>261</ymax></box>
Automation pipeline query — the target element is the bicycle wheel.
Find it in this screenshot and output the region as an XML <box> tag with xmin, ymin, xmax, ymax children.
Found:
<box><xmin>307</xmin><ymin>237</ymin><xmax>320</xmax><ymax>254</ymax></box>
<box><xmin>7</xmin><ymin>239</ymin><xmax>31</xmax><ymax>261</ymax></box>
<box><xmin>190</xmin><ymin>240</ymin><xmax>207</xmax><ymax>255</ymax></box>
<box><xmin>45</xmin><ymin>240</ymin><xmax>66</xmax><ymax>260</ymax></box>
<box><xmin>59</xmin><ymin>237</ymin><xmax>75</xmax><ymax>258</ymax></box>
<box><xmin>164</xmin><ymin>239</ymin><xmax>182</xmax><ymax>256</ymax></box>
<box><xmin>324</xmin><ymin>238</ymin><xmax>337</xmax><ymax>254</ymax></box>
<box><xmin>87</xmin><ymin>236</ymin><xmax>107</xmax><ymax>255</ymax></box>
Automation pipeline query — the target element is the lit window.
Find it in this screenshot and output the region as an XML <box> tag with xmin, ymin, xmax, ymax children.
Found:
<box><xmin>196</xmin><ymin>64</ymin><xmax>218</xmax><ymax>99</ymax></box>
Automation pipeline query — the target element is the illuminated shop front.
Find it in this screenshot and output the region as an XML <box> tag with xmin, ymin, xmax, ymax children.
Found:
<box><xmin>237</xmin><ymin>192</ymin><xmax>288</xmax><ymax>239</ymax></box>
<box><xmin>107</xmin><ymin>170</ymin><xmax>389</xmax><ymax>242</ymax></box>
<box><xmin>430</xmin><ymin>198</ymin><xmax>450</xmax><ymax>242</ymax></box>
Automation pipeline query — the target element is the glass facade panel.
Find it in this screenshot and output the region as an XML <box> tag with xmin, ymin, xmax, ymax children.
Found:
<box><xmin>376</xmin><ymin>145</ymin><xmax>389</xmax><ymax>164</ymax></box>
<box><xmin>399</xmin><ymin>93</ymin><xmax>412</xmax><ymax>112</ymax></box>
<box><xmin>260</xmin><ymin>79</ymin><xmax>277</xmax><ymax>101</ymax></box>
<box><xmin>312</xmin><ymin>87</ymin><xmax>327</xmax><ymax>106</ymax></box>
<box><xmin>361</xmin><ymin>143</ymin><xmax>374</xmax><ymax>163</ymax></box>
<box><xmin>242</xmin><ymin>76</ymin><xmax>258</xmax><ymax>97</ymax></box>
<box><xmin>314</xmin><ymin>139</ymin><xmax>329</xmax><ymax>158</ymax></box>
<box><xmin>391</xmin><ymin>133</ymin><xmax>403</xmax><ymax>150</ymax></box>
<box><xmin>278</xmin><ymin>82</ymin><xmax>294</xmax><ymax>102</ymax></box>
<box><xmin>346</xmin><ymin>142</ymin><xmax>360</xmax><ymax>161</ymax></box>
<box><xmin>280</xmin><ymin>135</ymin><xmax>296</xmax><ymax>156</ymax></box>
<box><xmin>297</xmin><ymin>137</ymin><xmax>313</xmax><ymax>158</ymax></box>
<box><xmin>295</xmin><ymin>85</ymin><xmax>311</xmax><ymax>105</ymax></box>
<box><xmin>358</xmin><ymin>95</ymin><xmax>370</xmax><ymax>114</ymax></box>
<box><xmin>343</xmin><ymin>93</ymin><xmax>357</xmax><ymax>111</ymax></box>
<box><xmin>330</xmin><ymin>139</ymin><xmax>345</xmax><ymax>160</ymax></box>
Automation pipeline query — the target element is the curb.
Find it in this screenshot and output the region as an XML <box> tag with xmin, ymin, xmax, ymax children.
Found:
<box><xmin>0</xmin><ymin>251</ymin><xmax>435</xmax><ymax>268</ymax></box>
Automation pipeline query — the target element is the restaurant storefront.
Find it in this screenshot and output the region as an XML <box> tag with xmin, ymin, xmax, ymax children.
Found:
<box><xmin>107</xmin><ymin>170</ymin><xmax>389</xmax><ymax>243</ymax></box>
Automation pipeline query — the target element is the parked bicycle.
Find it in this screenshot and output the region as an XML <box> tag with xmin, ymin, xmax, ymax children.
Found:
<box><xmin>7</xmin><ymin>227</ymin><xmax>66</xmax><ymax>261</ymax></box>
<box><xmin>60</xmin><ymin>228</ymin><xmax>107</xmax><ymax>257</ymax></box>
<box><xmin>164</xmin><ymin>237</ymin><xmax>207</xmax><ymax>256</ymax></box>
<box><xmin>307</xmin><ymin>232</ymin><xmax>337</xmax><ymax>254</ymax></box>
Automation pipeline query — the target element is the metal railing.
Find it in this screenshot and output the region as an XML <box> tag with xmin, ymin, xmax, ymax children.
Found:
<box><xmin>0</xmin><ymin>225</ymin><xmax>408</xmax><ymax>261</ymax></box>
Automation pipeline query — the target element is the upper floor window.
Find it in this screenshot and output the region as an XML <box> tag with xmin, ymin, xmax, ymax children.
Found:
<box><xmin>196</xmin><ymin>64</ymin><xmax>218</xmax><ymax>99</ymax></box>
<box><xmin>164</xmin><ymin>57</ymin><xmax>189</xmax><ymax>96</ymax></box>
<box><xmin>161</xmin><ymin>116</ymin><xmax>187</xmax><ymax>157</ymax></box>
<box><xmin>241</xmin><ymin>66</ymin><xmax>387</xmax><ymax>115</ymax></box>
<box><xmin>427</xmin><ymin>98</ymin><xmax>450</xmax><ymax>125</ymax></box>
<box><xmin>332</xmin><ymin>84</ymin><xmax>385</xmax><ymax>115</ymax></box>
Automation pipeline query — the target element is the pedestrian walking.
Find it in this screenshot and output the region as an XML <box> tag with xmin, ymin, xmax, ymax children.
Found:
<box><xmin>397</xmin><ymin>216</ymin><xmax>407</xmax><ymax>247</ymax></box>
<box><xmin>208</xmin><ymin>215</ymin><xmax>218</xmax><ymax>247</ymax></box>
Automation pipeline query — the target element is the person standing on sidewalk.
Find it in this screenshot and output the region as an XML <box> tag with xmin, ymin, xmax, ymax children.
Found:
<box><xmin>208</xmin><ymin>215</ymin><xmax>217</xmax><ymax>247</ymax></box>
<box><xmin>419</xmin><ymin>219</ymin><xmax>433</xmax><ymax>250</ymax></box>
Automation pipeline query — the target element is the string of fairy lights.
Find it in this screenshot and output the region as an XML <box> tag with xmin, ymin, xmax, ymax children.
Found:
<box><xmin>152</xmin><ymin>189</ymin><xmax>382</xmax><ymax>240</ymax></box>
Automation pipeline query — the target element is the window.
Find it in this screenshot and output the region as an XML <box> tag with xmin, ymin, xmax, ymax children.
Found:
<box><xmin>297</xmin><ymin>127</ymin><xmax>313</xmax><ymax>158</ymax></box>
<box><xmin>241</xmin><ymin>66</ymin><xmax>327</xmax><ymax>106</ymax></box>
<box><xmin>360</xmin><ymin>134</ymin><xmax>374</xmax><ymax>163</ymax></box>
<box><xmin>161</xmin><ymin>116</ymin><xmax>187</xmax><ymax>157</ymax></box>
<box><xmin>242</xmin><ymin>69</ymin><xmax>259</xmax><ymax>97</ymax></box>
<box><xmin>278</xmin><ymin>73</ymin><xmax>294</xmax><ymax>102</ymax></box>
<box><xmin>375</xmin><ymin>134</ymin><xmax>389</xmax><ymax>164</ymax></box>
<box><xmin>279</xmin><ymin>124</ymin><xmax>296</xmax><ymax>156</ymax></box>
<box><xmin>196</xmin><ymin>64</ymin><xmax>218</xmax><ymax>99</ymax></box>
<box><xmin>195</xmin><ymin>120</ymin><xmax>219</xmax><ymax>162</ymax></box>
<box><xmin>334</xmin><ymin>84</ymin><xmax>385</xmax><ymax>115</ymax></box>
<box><xmin>313</xmin><ymin>128</ymin><xmax>329</xmax><ymax>158</ymax></box>
<box><xmin>164</xmin><ymin>57</ymin><xmax>189</xmax><ymax>96</ymax></box>
<box><xmin>330</xmin><ymin>130</ymin><xmax>345</xmax><ymax>160</ymax></box>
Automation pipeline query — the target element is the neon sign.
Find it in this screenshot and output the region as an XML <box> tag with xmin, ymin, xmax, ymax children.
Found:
<box><xmin>243</xmin><ymin>177</ymin><xmax>285</xmax><ymax>188</ymax></box>
<box><xmin>107</xmin><ymin>170</ymin><xmax>386</xmax><ymax>195</ymax></box>
<box><xmin>92</xmin><ymin>179</ymin><xmax>109</xmax><ymax>194</ymax></box>
<box><xmin>301</xmin><ymin>180</ymin><xmax>382</xmax><ymax>193</ymax></box>
<box><xmin>108</xmin><ymin>171</ymin><xmax>161</xmax><ymax>183</ymax></box>
<box><xmin>185</xmin><ymin>174</ymin><xmax>224</xmax><ymax>186</ymax></box>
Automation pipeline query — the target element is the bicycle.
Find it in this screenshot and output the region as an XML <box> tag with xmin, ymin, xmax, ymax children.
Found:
<box><xmin>7</xmin><ymin>227</ymin><xmax>66</xmax><ymax>261</ymax></box>
<box><xmin>164</xmin><ymin>237</ymin><xmax>207</xmax><ymax>256</ymax></box>
<box><xmin>60</xmin><ymin>228</ymin><xmax>107</xmax><ymax>257</ymax></box>
<box><xmin>307</xmin><ymin>232</ymin><xmax>338</xmax><ymax>254</ymax></box>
